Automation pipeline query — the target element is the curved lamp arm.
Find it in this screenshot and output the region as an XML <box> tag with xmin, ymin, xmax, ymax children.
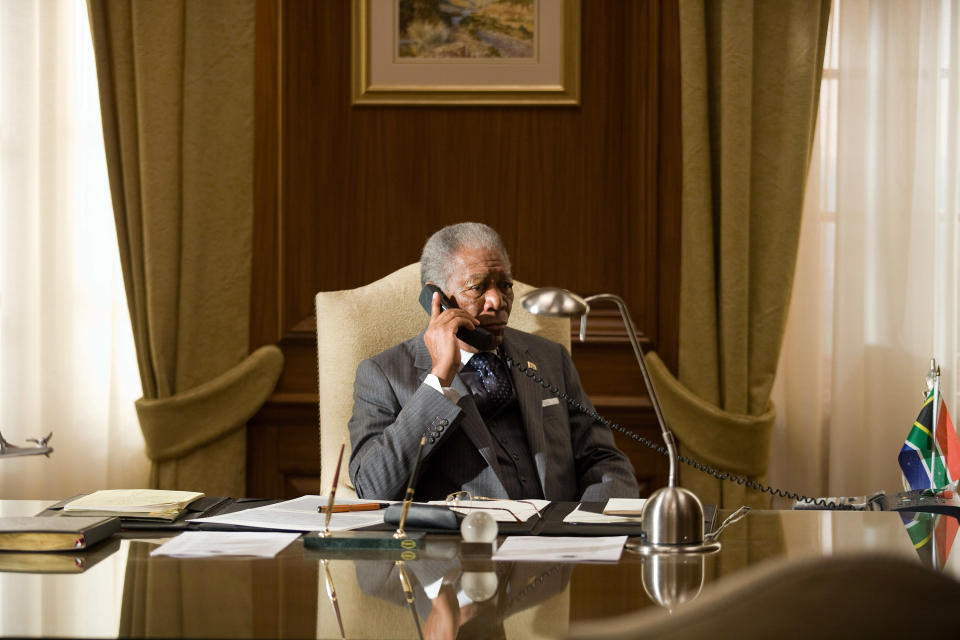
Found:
<box><xmin>521</xmin><ymin>286</ymin><xmax>709</xmax><ymax>549</ymax></box>
<box><xmin>581</xmin><ymin>294</ymin><xmax>677</xmax><ymax>488</ymax></box>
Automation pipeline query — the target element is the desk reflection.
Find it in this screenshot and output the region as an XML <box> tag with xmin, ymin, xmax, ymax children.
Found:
<box><xmin>119</xmin><ymin>540</ymin><xmax>319</xmax><ymax>639</ymax></box>
<box><xmin>324</xmin><ymin>555</ymin><xmax>571</xmax><ymax>639</ymax></box>
<box><xmin>1</xmin><ymin>506</ymin><xmax>956</xmax><ymax>639</ymax></box>
<box><xmin>116</xmin><ymin>541</ymin><xmax>572</xmax><ymax>640</ymax></box>
<box><xmin>898</xmin><ymin>511</ymin><xmax>960</xmax><ymax>573</ymax></box>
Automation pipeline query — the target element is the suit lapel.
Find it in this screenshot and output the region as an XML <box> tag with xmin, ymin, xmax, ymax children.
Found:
<box><xmin>502</xmin><ymin>331</ymin><xmax>549</xmax><ymax>495</ymax></box>
<box><xmin>413</xmin><ymin>333</ymin><xmax>508</xmax><ymax>492</ymax></box>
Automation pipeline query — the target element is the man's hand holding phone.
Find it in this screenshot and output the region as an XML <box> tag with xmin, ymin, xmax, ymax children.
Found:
<box><xmin>423</xmin><ymin>290</ymin><xmax>480</xmax><ymax>387</ymax></box>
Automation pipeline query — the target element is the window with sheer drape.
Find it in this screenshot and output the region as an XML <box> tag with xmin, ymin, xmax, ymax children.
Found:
<box><xmin>0</xmin><ymin>0</ymin><xmax>147</xmax><ymax>499</ymax></box>
<box><xmin>772</xmin><ymin>0</ymin><xmax>960</xmax><ymax>497</ymax></box>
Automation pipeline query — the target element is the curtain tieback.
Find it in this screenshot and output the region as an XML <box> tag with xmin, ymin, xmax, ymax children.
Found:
<box><xmin>136</xmin><ymin>345</ymin><xmax>284</xmax><ymax>462</ymax></box>
<box><xmin>645</xmin><ymin>351</ymin><xmax>775</xmax><ymax>477</ymax></box>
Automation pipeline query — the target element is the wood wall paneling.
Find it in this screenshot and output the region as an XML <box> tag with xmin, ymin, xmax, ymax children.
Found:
<box><xmin>249</xmin><ymin>0</ymin><xmax>681</xmax><ymax>499</ymax></box>
<box><xmin>657</xmin><ymin>0</ymin><xmax>682</xmax><ymax>374</ymax></box>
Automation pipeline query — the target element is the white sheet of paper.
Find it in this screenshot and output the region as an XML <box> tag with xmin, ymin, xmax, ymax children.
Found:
<box><xmin>563</xmin><ymin>503</ymin><xmax>643</xmax><ymax>524</ymax></box>
<box><xmin>426</xmin><ymin>499</ymin><xmax>549</xmax><ymax>523</ymax></box>
<box><xmin>493</xmin><ymin>535</ymin><xmax>627</xmax><ymax>563</ymax></box>
<box><xmin>192</xmin><ymin>496</ymin><xmax>388</xmax><ymax>532</ymax></box>
<box><xmin>150</xmin><ymin>531</ymin><xmax>300</xmax><ymax>558</ymax></box>
<box><xmin>603</xmin><ymin>498</ymin><xmax>647</xmax><ymax>515</ymax></box>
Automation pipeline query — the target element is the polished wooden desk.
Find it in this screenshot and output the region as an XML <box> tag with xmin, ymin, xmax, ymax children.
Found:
<box><xmin>0</xmin><ymin>500</ymin><xmax>955</xmax><ymax>639</ymax></box>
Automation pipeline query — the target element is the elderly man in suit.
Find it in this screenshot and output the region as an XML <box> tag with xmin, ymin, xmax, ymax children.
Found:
<box><xmin>348</xmin><ymin>222</ymin><xmax>638</xmax><ymax>501</ymax></box>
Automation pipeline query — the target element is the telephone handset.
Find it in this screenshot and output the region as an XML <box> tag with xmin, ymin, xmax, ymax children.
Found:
<box><xmin>418</xmin><ymin>283</ymin><xmax>494</xmax><ymax>352</ymax></box>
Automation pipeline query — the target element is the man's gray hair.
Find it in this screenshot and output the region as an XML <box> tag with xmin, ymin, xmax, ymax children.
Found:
<box><xmin>420</xmin><ymin>222</ymin><xmax>511</xmax><ymax>290</ymax></box>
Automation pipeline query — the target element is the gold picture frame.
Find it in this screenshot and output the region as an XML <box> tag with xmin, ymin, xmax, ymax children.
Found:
<box><xmin>352</xmin><ymin>0</ymin><xmax>580</xmax><ymax>106</ymax></box>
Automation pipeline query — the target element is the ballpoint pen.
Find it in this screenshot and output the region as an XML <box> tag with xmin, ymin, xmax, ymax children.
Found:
<box><xmin>318</xmin><ymin>502</ymin><xmax>390</xmax><ymax>513</ymax></box>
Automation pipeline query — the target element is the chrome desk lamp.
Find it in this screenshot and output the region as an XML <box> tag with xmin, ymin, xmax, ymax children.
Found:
<box><xmin>521</xmin><ymin>287</ymin><xmax>719</xmax><ymax>554</ymax></box>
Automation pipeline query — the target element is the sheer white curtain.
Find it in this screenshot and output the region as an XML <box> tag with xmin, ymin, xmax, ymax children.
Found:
<box><xmin>772</xmin><ymin>0</ymin><xmax>960</xmax><ymax>497</ymax></box>
<box><xmin>0</xmin><ymin>0</ymin><xmax>147</xmax><ymax>498</ymax></box>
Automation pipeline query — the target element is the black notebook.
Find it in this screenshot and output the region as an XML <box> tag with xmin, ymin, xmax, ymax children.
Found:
<box><xmin>0</xmin><ymin>516</ymin><xmax>119</xmax><ymax>552</ymax></box>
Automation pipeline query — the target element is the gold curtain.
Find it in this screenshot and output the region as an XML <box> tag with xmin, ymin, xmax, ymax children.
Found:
<box><xmin>647</xmin><ymin>0</ymin><xmax>831</xmax><ymax>507</ymax></box>
<box><xmin>87</xmin><ymin>0</ymin><xmax>282</xmax><ymax>495</ymax></box>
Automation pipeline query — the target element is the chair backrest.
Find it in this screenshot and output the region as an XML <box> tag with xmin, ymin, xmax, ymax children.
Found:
<box><xmin>566</xmin><ymin>551</ymin><xmax>960</xmax><ymax>639</ymax></box>
<box><xmin>315</xmin><ymin>262</ymin><xmax>571</xmax><ymax>497</ymax></box>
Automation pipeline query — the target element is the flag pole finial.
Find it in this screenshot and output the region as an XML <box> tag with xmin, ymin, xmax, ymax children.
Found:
<box><xmin>925</xmin><ymin>359</ymin><xmax>941</xmax><ymax>397</ymax></box>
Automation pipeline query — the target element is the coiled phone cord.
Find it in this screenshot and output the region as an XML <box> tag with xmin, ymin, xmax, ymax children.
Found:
<box><xmin>504</xmin><ymin>355</ymin><xmax>855</xmax><ymax>510</ymax></box>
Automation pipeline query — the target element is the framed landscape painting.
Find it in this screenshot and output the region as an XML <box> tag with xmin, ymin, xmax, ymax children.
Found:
<box><xmin>351</xmin><ymin>0</ymin><xmax>580</xmax><ymax>105</ymax></box>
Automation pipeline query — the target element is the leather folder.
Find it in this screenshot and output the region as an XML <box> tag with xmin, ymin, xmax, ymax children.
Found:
<box><xmin>34</xmin><ymin>496</ymin><xmax>282</xmax><ymax>531</ymax></box>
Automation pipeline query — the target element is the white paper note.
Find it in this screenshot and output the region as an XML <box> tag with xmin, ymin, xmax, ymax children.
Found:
<box><xmin>492</xmin><ymin>535</ymin><xmax>627</xmax><ymax>562</ymax></box>
<box><xmin>563</xmin><ymin>503</ymin><xmax>643</xmax><ymax>524</ymax></box>
<box><xmin>192</xmin><ymin>496</ymin><xmax>388</xmax><ymax>532</ymax></box>
<box><xmin>151</xmin><ymin>531</ymin><xmax>300</xmax><ymax>558</ymax></box>
<box><xmin>603</xmin><ymin>498</ymin><xmax>647</xmax><ymax>515</ymax></box>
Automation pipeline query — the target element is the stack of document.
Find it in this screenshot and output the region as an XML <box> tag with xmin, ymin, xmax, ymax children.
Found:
<box><xmin>62</xmin><ymin>489</ymin><xmax>204</xmax><ymax>521</ymax></box>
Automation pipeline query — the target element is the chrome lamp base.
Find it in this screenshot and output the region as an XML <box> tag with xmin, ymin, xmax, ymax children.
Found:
<box><xmin>627</xmin><ymin>486</ymin><xmax>722</xmax><ymax>555</ymax></box>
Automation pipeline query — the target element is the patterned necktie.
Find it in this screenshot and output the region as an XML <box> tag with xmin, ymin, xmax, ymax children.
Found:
<box><xmin>462</xmin><ymin>352</ymin><xmax>514</xmax><ymax>418</ymax></box>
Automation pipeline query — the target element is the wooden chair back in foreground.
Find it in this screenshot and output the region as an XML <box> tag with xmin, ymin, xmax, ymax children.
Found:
<box><xmin>567</xmin><ymin>551</ymin><xmax>960</xmax><ymax>640</ymax></box>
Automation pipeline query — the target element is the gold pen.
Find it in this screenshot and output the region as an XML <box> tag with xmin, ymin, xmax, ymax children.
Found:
<box><xmin>394</xmin><ymin>436</ymin><xmax>427</xmax><ymax>539</ymax></box>
<box><xmin>322</xmin><ymin>441</ymin><xmax>346</xmax><ymax>536</ymax></box>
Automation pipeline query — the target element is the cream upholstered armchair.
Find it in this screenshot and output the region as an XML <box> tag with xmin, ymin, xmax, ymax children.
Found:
<box><xmin>315</xmin><ymin>263</ymin><xmax>571</xmax><ymax>498</ymax></box>
<box><xmin>566</xmin><ymin>552</ymin><xmax>960</xmax><ymax>639</ymax></box>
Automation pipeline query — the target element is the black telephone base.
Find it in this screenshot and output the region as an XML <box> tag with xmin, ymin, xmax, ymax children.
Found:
<box><xmin>881</xmin><ymin>490</ymin><xmax>960</xmax><ymax>519</ymax></box>
<box><xmin>793</xmin><ymin>490</ymin><xmax>960</xmax><ymax>519</ymax></box>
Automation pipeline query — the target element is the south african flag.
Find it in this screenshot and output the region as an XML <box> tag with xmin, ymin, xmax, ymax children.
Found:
<box><xmin>898</xmin><ymin>388</ymin><xmax>960</xmax><ymax>491</ymax></box>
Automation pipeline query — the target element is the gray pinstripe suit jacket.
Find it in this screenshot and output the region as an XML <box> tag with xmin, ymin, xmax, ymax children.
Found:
<box><xmin>348</xmin><ymin>327</ymin><xmax>639</xmax><ymax>501</ymax></box>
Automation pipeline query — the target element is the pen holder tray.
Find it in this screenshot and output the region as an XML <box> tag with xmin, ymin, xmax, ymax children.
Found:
<box><xmin>383</xmin><ymin>504</ymin><xmax>460</xmax><ymax>531</ymax></box>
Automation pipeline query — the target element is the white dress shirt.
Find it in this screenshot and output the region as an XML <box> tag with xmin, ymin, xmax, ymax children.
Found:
<box><xmin>422</xmin><ymin>348</ymin><xmax>491</xmax><ymax>403</ymax></box>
